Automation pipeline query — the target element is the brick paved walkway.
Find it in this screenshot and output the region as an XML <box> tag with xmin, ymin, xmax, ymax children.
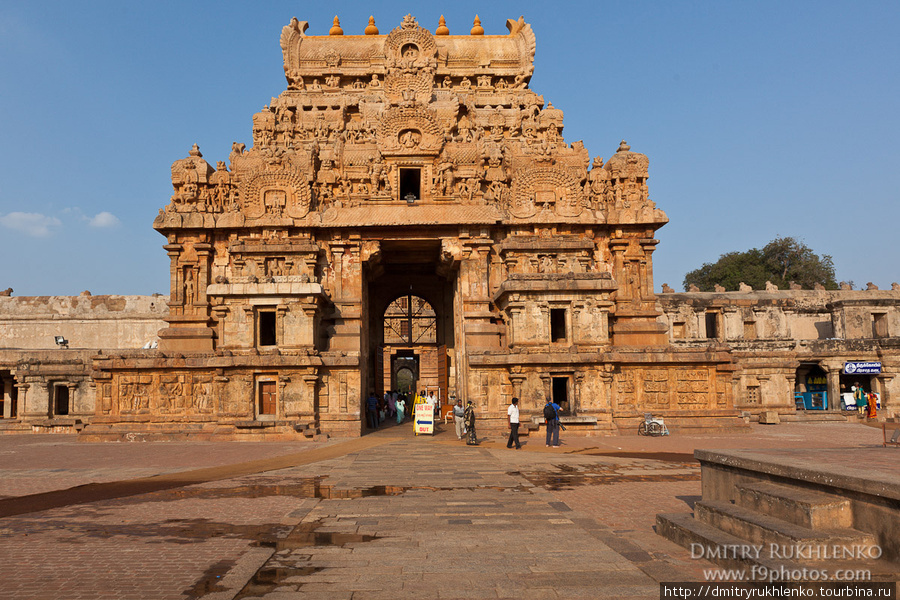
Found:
<box><xmin>0</xmin><ymin>422</ymin><xmax>885</xmax><ymax>599</ymax></box>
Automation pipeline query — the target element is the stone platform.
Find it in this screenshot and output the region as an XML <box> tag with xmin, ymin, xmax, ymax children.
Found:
<box><xmin>658</xmin><ymin>447</ymin><xmax>900</xmax><ymax>588</ymax></box>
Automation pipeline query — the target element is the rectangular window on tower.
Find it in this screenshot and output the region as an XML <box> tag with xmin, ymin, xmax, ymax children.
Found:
<box><xmin>257</xmin><ymin>310</ymin><xmax>277</xmax><ymax>347</ymax></box>
<box><xmin>400</xmin><ymin>168</ymin><xmax>421</xmax><ymax>201</ymax></box>
<box><xmin>550</xmin><ymin>309</ymin><xmax>567</xmax><ymax>343</ymax></box>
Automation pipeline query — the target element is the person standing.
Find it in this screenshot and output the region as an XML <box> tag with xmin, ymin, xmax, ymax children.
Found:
<box><xmin>395</xmin><ymin>396</ymin><xmax>406</xmax><ymax>424</ymax></box>
<box><xmin>543</xmin><ymin>397</ymin><xmax>561</xmax><ymax>447</ymax></box>
<box><xmin>366</xmin><ymin>392</ymin><xmax>379</xmax><ymax>430</ymax></box>
<box><xmin>464</xmin><ymin>400</ymin><xmax>477</xmax><ymax>445</ymax></box>
<box><xmin>856</xmin><ymin>386</ymin><xmax>868</xmax><ymax>417</ymax></box>
<box><xmin>507</xmin><ymin>397</ymin><xmax>521</xmax><ymax>449</ymax></box>
<box><xmin>453</xmin><ymin>399</ymin><xmax>466</xmax><ymax>440</ymax></box>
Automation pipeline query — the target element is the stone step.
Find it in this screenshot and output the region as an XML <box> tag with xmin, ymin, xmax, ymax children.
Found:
<box><xmin>658</xmin><ymin>512</ymin><xmax>900</xmax><ymax>585</ymax></box>
<box><xmin>736</xmin><ymin>481</ymin><xmax>852</xmax><ymax>529</ymax></box>
<box><xmin>695</xmin><ymin>501</ymin><xmax>878</xmax><ymax>559</ymax></box>
<box><xmin>657</xmin><ymin>511</ymin><xmax>761</xmax><ymax>571</ymax></box>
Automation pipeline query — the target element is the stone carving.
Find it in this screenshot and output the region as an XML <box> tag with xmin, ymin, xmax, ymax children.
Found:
<box><xmin>765</xmin><ymin>281</ymin><xmax>778</xmax><ymax>291</ymax></box>
<box><xmin>714</xmin><ymin>284</ymin><xmax>726</xmax><ymax>292</ymax></box>
<box><xmin>661</xmin><ymin>283</ymin><xmax>674</xmax><ymax>293</ymax></box>
<box><xmin>510</xmin><ymin>166</ymin><xmax>583</xmax><ymax>218</ymax></box>
<box><xmin>739</xmin><ymin>282</ymin><xmax>752</xmax><ymax>292</ymax></box>
<box><xmin>789</xmin><ymin>281</ymin><xmax>802</xmax><ymax>290</ymax></box>
<box><xmin>169</xmin><ymin>145</ymin><xmax>214</xmax><ymax>210</ymax></box>
<box><xmin>240</xmin><ymin>170</ymin><xmax>311</xmax><ymax>219</ymax></box>
<box><xmin>866</xmin><ymin>282</ymin><xmax>879</xmax><ymax>291</ymax></box>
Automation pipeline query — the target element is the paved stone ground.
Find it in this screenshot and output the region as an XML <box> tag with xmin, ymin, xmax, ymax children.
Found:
<box><xmin>0</xmin><ymin>422</ymin><xmax>886</xmax><ymax>599</ymax></box>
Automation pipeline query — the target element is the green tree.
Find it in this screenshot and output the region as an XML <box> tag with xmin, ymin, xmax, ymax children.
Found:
<box><xmin>683</xmin><ymin>237</ymin><xmax>838</xmax><ymax>291</ymax></box>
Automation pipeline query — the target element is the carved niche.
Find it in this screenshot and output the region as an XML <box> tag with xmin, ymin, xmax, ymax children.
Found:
<box><xmin>377</xmin><ymin>105</ymin><xmax>443</xmax><ymax>156</ymax></box>
<box><xmin>383</xmin><ymin>15</ymin><xmax>437</xmax><ymax>103</ymax></box>
<box><xmin>240</xmin><ymin>171</ymin><xmax>311</xmax><ymax>219</ymax></box>
<box><xmin>509</xmin><ymin>166</ymin><xmax>583</xmax><ymax>218</ymax></box>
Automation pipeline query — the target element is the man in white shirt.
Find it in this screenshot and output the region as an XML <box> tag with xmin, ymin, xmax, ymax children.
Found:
<box><xmin>506</xmin><ymin>397</ymin><xmax>521</xmax><ymax>449</ymax></box>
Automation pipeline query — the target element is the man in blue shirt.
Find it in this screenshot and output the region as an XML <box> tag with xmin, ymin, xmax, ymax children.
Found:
<box><xmin>366</xmin><ymin>392</ymin><xmax>379</xmax><ymax>429</ymax></box>
<box><xmin>543</xmin><ymin>398</ymin><xmax>561</xmax><ymax>447</ymax></box>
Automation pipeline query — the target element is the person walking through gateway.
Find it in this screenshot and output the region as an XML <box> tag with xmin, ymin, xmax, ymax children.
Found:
<box><xmin>544</xmin><ymin>397</ymin><xmax>561</xmax><ymax>447</ymax></box>
<box><xmin>506</xmin><ymin>397</ymin><xmax>521</xmax><ymax>449</ymax></box>
<box><xmin>453</xmin><ymin>398</ymin><xmax>466</xmax><ymax>440</ymax></box>
<box><xmin>464</xmin><ymin>400</ymin><xmax>477</xmax><ymax>445</ymax></box>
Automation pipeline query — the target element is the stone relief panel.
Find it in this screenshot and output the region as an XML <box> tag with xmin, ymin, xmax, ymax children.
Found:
<box><xmin>675</xmin><ymin>369</ymin><xmax>710</xmax><ymax>408</ymax></box>
<box><xmin>615</xmin><ymin>371</ymin><xmax>636</xmax><ymax>411</ymax></box>
<box><xmin>641</xmin><ymin>369</ymin><xmax>671</xmax><ymax>410</ymax></box>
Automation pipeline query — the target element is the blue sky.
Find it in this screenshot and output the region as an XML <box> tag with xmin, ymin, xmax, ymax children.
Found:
<box><xmin>1</xmin><ymin>1</ymin><xmax>898</xmax><ymax>296</ymax></box>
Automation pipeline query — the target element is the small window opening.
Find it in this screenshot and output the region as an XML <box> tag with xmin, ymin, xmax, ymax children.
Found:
<box><xmin>746</xmin><ymin>386</ymin><xmax>759</xmax><ymax>404</ymax></box>
<box><xmin>258</xmin><ymin>310</ymin><xmax>277</xmax><ymax>347</ymax></box>
<box><xmin>54</xmin><ymin>384</ymin><xmax>70</xmax><ymax>416</ymax></box>
<box><xmin>705</xmin><ymin>312</ymin><xmax>718</xmax><ymax>339</ymax></box>
<box><xmin>550</xmin><ymin>309</ymin><xmax>567</xmax><ymax>343</ymax></box>
<box><xmin>400</xmin><ymin>168</ymin><xmax>421</xmax><ymax>201</ymax></box>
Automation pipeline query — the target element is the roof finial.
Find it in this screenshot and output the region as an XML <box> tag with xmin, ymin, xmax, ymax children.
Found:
<box><xmin>436</xmin><ymin>15</ymin><xmax>450</xmax><ymax>35</ymax></box>
<box><xmin>470</xmin><ymin>15</ymin><xmax>484</xmax><ymax>36</ymax></box>
<box><xmin>329</xmin><ymin>16</ymin><xmax>343</xmax><ymax>36</ymax></box>
<box><xmin>618</xmin><ymin>140</ymin><xmax>631</xmax><ymax>152</ymax></box>
<box><xmin>364</xmin><ymin>16</ymin><xmax>379</xmax><ymax>35</ymax></box>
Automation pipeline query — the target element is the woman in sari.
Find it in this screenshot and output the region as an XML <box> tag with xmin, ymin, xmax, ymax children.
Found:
<box><xmin>867</xmin><ymin>391</ymin><xmax>878</xmax><ymax>419</ymax></box>
<box><xmin>464</xmin><ymin>401</ymin><xmax>477</xmax><ymax>445</ymax></box>
<box><xmin>396</xmin><ymin>397</ymin><xmax>406</xmax><ymax>424</ymax></box>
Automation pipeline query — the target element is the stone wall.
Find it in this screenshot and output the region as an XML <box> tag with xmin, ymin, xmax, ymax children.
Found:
<box><xmin>0</xmin><ymin>294</ymin><xmax>168</xmax><ymax>350</ymax></box>
<box><xmin>658</xmin><ymin>290</ymin><xmax>900</xmax><ymax>418</ymax></box>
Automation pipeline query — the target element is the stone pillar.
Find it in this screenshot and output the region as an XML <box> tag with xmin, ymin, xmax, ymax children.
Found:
<box><xmin>826</xmin><ymin>367</ymin><xmax>841</xmax><ymax>411</ymax></box>
<box><xmin>2</xmin><ymin>378</ymin><xmax>11</xmax><ymax>419</ymax></box>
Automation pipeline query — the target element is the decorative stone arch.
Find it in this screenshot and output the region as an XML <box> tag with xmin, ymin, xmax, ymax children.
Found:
<box><xmin>383</xmin><ymin>16</ymin><xmax>437</xmax><ymax>66</ymax></box>
<box><xmin>377</xmin><ymin>106</ymin><xmax>443</xmax><ymax>156</ymax></box>
<box><xmin>382</xmin><ymin>293</ymin><xmax>438</xmax><ymax>345</ymax></box>
<box><xmin>239</xmin><ymin>170</ymin><xmax>311</xmax><ymax>219</ymax></box>
<box><xmin>510</xmin><ymin>166</ymin><xmax>583</xmax><ymax>218</ymax></box>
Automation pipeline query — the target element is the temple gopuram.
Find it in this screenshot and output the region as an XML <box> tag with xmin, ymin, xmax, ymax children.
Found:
<box><xmin>73</xmin><ymin>15</ymin><xmax>744</xmax><ymax>438</ymax></box>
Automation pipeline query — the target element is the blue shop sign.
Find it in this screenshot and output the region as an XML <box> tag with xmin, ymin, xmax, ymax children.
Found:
<box><xmin>843</xmin><ymin>361</ymin><xmax>882</xmax><ymax>374</ymax></box>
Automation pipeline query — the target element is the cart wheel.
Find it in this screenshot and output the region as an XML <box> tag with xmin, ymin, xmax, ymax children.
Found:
<box><xmin>648</xmin><ymin>422</ymin><xmax>663</xmax><ymax>436</ymax></box>
<box><xmin>638</xmin><ymin>421</ymin><xmax>649</xmax><ymax>436</ymax></box>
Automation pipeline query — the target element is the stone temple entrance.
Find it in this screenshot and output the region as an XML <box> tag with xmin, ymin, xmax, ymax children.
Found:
<box><xmin>368</xmin><ymin>240</ymin><xmax>454</xmax><ymax>403</ymax></box>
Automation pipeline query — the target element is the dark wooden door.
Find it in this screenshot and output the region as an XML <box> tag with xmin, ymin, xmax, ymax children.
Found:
<box><xmin>259</xmin><ymin>381</ymin><xmax>277</xmax><ymax>415</ymax></box>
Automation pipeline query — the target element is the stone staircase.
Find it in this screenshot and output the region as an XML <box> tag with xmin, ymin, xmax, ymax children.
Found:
<box><xmin>658</xmin><ymin>479</ymin><xmax>899</xmax><ymax>583</ymax></box>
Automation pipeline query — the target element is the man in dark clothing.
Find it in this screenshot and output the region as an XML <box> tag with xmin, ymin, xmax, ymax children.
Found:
<box><xmin>366</xmin><ymin>392</ymin><xmax>379</xmax><ymax>429</ymax></box>
<box><xmin>544</xmin><ymin>398</ymin><xmax>561</xmax><ymax>447</ymax></box>
<box><xmin>464</xmin><ymin>401</ymin><xmax>477</xmax><ymax>445</ymax></box>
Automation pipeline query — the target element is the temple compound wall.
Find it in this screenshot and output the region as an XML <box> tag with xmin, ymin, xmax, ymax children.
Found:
<box><xmin>0</xmin><ymin>294</ymin><xmax>166</xmax><ymax>432</ymax></box>
<box><xmin>658</xmin><ymin>289</ymin><xmax>900</xmax><ymax>420</ymax></box>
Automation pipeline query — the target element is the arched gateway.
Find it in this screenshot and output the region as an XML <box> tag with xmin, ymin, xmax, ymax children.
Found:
<box><xmin>88</xmin><ymin>14</ymin><xmax>741</xmax><ymax>439</ymax></box>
